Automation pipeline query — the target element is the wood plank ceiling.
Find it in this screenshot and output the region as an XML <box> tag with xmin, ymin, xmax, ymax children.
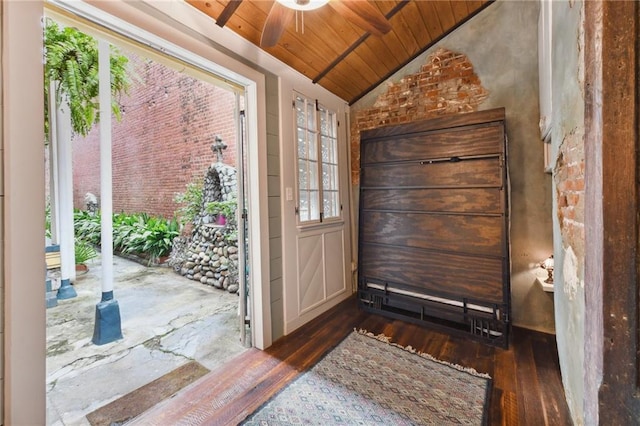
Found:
<box><xmin>186</xmin><ymin>0</ymin><xmax>493</xmax><ymax>104</ymax></box>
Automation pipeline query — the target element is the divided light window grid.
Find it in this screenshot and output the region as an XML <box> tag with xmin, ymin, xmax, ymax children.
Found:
<box><xmin>295</xmin><ymin>94</ymin><xmax>340</xmax><ymax>224</ymax></box>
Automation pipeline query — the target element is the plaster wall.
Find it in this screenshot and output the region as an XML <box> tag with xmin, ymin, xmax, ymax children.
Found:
<box><xmin>549</xmin><ymin>1</ymin><xmax>586</xmax><ymax>424</ymax></box>
<box><xmin>353</xmin><ymin>0</ymin><xmax>554</xmax><ymax>333</ymax></box>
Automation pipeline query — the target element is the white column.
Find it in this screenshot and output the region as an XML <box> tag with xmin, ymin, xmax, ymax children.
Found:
<box><xmin>48</xmin><ymin>81</ymin><xmax>61</xmax><ymax>245</ymax></box>
<box><xmin>99</xmin><ymin>39</ymin><xmax>114</xmax><ymax>294</ymax></box>
<box><xmin>56</xmin><ymin>97</ymin><xmax>76</xmax><ymax>283</ymax></box>
<box><xmin>92</xmin><ymin>38</ymin><xmax>122</xmax><ymax>345</ymax></box>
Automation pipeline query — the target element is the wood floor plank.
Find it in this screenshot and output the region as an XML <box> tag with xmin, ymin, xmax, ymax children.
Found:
<box><xmin>501</xmin><ymin>389</ymin><xmax>519</xmax><ymax>426</ymax></box>
<box><xmin>130</xmin><ymin>297</ymin><xmax>571</xmax><ymax>425</ymax></box>
<box><xmin>489</xmin><ymin>387</ymin><xmax>503</xmax><ymax>425</ymax></box>
<box><xmin>422</xmin><ymin>328</ymin><xmax>450</xmax><ymax>358</ymax></box>
<box><xmin>126</xmin><ymin>350</ymin><xmax>280</xmax><ymax>425</ymax></box>
<box><xmin>493</xmin><ymin>344</ymin><xmax>517</xmax><ymax>393</ymax></box>
<box><xmin>513</xmin><ymin>328</ymin><xmax>545</xmax><ymax>425</ymax></box>
<box><xmin>473</xmin><ymin>341</ymin><xmax>495</xmax><ymax>377</ymax></box>
<box><xmin>530</xmin><ymin>332</ymin><xmax>572</xmax><ymax>426</ymax></box>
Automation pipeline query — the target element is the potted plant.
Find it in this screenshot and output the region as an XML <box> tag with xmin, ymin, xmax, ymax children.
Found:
<box><xmin>205</xmin><ymin>198</ymin><xmax>237</xmax><ymax>226</ymax></box>
<box><xmin>74</xmin><ymin>237</ymin><xmax>97</xmax><ymax>273</ymax></box>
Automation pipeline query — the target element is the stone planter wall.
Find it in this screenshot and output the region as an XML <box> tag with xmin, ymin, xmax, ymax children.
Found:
<box><xmin>170</xmin><ymin>161</ymin><xmax>240</xmax><ymax>293</ymax></box>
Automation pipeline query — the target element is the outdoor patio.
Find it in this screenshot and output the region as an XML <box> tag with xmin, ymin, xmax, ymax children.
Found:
<box><xmin>46</xmin><ymin>254</ymin><xmax>246</xmax><ymax>426</ymax></box>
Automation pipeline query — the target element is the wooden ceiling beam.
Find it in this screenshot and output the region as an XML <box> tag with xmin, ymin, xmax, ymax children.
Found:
<box><xmin>216</xmin><ymin>0</ymin><xmax>243</xmax><ymax>28</ymax></box>
<box><xmin>312</xmin><ymin>0</ymin><xmax>410</xmax><ymax>85</ymax></box>
<box><xmin>186</xmin><ymin>0</ymin><xmax>496</xmax><ymax>103</ymax></box>
<box><xmin>348</xmin><ymin>0</ymin><xmax>495</xmax><ymax>105</ymax></box>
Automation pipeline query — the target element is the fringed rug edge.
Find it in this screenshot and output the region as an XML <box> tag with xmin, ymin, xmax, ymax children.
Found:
<box><xmin>355</xmin><ymin>328</ymin><xmax>492</xmax><ymax>380</ymax></box>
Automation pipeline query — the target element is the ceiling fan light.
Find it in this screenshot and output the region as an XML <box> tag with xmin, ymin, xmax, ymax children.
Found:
<box><xmin>276</xmin><ymin>0</ymin><xmax>330</xmax><ymax>11</ymax></box>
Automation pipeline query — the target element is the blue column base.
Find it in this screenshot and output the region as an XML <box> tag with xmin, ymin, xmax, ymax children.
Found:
<box><xmin>57</xmin><ymin>278</ymin><xmax>77</xmax><ymax>300</ymax></box>
<box><xmin>46</xmin><ymin>279</ymin><xmax>58</xmax><ymax>308</ymax></box>
<box><xmin>92</xmin><ymin>292</ymin><xmax>123</xmax><ymax>345</ymax></box>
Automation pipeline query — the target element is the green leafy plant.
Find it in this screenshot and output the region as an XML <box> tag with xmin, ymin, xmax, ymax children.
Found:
<box><xmin>205</xmin><ymin>199</ymin><xmax>237</xmax><ymax>220</ymax></box>
<box><xmin>74</xmin><ymin>210</ymin><xmax>102</xmax><ymax>245</ymax></box>
<box><xmin>174</xmin><ymin>179</ymin><xmax>204</xmax><ymax>227</ymax></box>
<box><xmin>139</xmin><ymin>217</ymin><xmax>180</xmax><ymax>264</ymax></box>
<box><xmin>112</xmin><ymin>212</ymin><xmax>145</xmax><ymax>253</ymax></box>
<box><xmin>121</xmin><ymin>215</ymin><xmax>179</xmax><ymax>264</ymax></box>
<box><xmin>44</xmin><ymin>19</ymin><xmax>130</xmax><ymax>139</ymax></box>
<box><xmin>74</xmin><ymin>210</ymin><xmax>179</xmax><ymax>265</ymax></box>
<box><xmin>74</xmin><ymin>238</ymin><xmax>97</xmax><ymax>265</ymax></box>
<box><xmin>45</xmin><ymin>202</ymin><xmax>52</xmax><ymax>239</ymax></box>
<box><xmin>225</xmin><ymin>229</ymin><xmax>238</xmax><ymax>243</ymax></box>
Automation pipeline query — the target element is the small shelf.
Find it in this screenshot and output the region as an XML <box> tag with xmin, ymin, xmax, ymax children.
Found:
<box><xmin>535</xmin><ymin>277</ymin><xmax>554</xmax><ymax>293</ymax></box>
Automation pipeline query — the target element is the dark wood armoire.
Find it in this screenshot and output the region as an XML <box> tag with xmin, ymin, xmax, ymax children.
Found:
<box><xmin>357</xmin><ymin>108</ymin><xmax>510</xmax><ymax>346</ymax></box>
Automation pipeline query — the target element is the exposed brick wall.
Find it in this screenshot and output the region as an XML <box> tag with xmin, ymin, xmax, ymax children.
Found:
<box><xmin>554</xmin><ymin>130</ymin><xmax>585</xmax><ymax>268</ymax></box>
<box><xmin>72</xmin><ymin>53</ymin><xmax>238</xmax><ymax>219</ymax></box>
<box><xmin>350</xmin><ymin>48</ymin><xmax>488</xmax><ymax>184</ymax></box>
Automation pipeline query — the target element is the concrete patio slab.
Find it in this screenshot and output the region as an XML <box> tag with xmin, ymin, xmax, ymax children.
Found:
<box><xmin>46</xmin><ymin>254</ymin><xmax>246</xmax><ymax>426</ymax></box>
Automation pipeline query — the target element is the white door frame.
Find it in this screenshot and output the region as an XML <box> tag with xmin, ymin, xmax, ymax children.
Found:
<box><xmin>47</xmin><ymin>0</ymin><xmax>272</xmax><ymax>350</ymax></box>
<box><xmin>3</xmin><ymin>1</ymin><xmax>272</xmax><ymax>422</ymax></box>
<box><xmin>3</xmin><ymin>2</ymin><xmax>48</xmax><ymax>424</ymax></box>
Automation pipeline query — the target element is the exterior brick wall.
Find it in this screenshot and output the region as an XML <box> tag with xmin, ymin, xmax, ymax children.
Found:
<box><xmin>72</xmin><ymin>53</ymin><xmax>238</xmax><ymax>219</ymax></box>
<box><xmin>554</xmin><ymin>130</ymin><xmax>585</xmax><ymax>267</ymax></box>
<box><xmin>350</xmin><ymin>48</ymin><xmax>488</xmax><ymax>184</ymax></box>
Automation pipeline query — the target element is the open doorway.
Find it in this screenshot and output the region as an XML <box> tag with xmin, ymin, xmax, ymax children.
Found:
<box><xmin>44</xmin><ymin>9</ymin><xmax>256</xmax><ymax>425</ymax></box>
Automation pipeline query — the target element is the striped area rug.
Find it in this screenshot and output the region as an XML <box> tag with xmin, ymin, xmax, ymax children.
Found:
<box><xmin>241</xmin><ymin>330</ymin><xmax>491</xmax><ymax>425</ymax></box>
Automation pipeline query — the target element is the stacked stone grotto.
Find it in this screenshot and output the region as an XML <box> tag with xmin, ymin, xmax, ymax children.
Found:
<box><xmin>170</xmin><ymin>161</ymin><xmax>240</xmax><ymax>293</ymax></box>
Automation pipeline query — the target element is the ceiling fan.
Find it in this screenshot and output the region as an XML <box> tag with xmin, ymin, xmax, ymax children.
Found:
<box><xmin>261</xmin><ymin>0</ymin><xmax>392</xmax><ymax>47</ymax></box>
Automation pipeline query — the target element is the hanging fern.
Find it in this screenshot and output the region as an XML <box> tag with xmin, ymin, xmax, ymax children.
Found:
<box><xmin>44</xmin><ymin>19</ymin><xmax>130</xmax><ymax>139</ymax></box>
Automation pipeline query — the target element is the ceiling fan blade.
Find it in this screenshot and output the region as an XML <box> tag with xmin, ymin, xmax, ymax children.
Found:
<box><xmin>328</xmin><ymin>0</ymin><xmax>392</xmax><ymax>36</ymax></box>
<box><xmin>261</xmin><ymin>2</ymin><xmax>295</xmax><ymax>47</ymax></box>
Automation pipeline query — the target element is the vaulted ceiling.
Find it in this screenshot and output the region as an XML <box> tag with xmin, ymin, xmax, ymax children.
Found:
<box><xmin>186</xmin><ymin>0</ymin><xmax>493</xmax><ymax>104</ymax></box>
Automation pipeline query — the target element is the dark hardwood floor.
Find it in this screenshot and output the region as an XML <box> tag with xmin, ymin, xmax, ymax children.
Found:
<box><xmin>130</xmin><ymin>296</ymin><xmax>572</xmax><ymax>425</ymax></box>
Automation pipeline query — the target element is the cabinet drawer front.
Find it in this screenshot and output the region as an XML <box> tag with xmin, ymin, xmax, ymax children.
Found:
<box><xmin>360</xmin><ymin>243</ymin><xmax>505</xmax><ymax>304</ymax></box>
<box><xmin>361</xmin><ymin>124</ymin><xmax>503</xmax><ymax>165</ymax></box>
<box><xmin>361</xmin><ymin>211</ymin><xmax>504</xmax><ymax>256</ymax></box>
<box><xmin>361</xmin><ymin>157</ymin><xmax>502</xmax><ymax>188</ymax></box>
<box><xmin>361</xmin><ymin>188</ymin><xmax>503</xmax><ymax>214</ymax></box>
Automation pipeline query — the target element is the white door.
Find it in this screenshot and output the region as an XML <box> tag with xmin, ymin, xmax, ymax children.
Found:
<box><xmin>282</xmin><ymin>92</ymin><xmax>352</xmax><ymax>334</ymax></box>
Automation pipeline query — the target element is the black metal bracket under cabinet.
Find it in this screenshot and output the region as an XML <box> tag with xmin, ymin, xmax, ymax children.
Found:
<box><xmin>357</xmin><ymin>279</ymin><xmax>509</xmax><ymax>348</ymax></box>
<box><xmin>357</xmin><ymin>108</ymin><xmax>511</xmax><ymax>347</ymax></box>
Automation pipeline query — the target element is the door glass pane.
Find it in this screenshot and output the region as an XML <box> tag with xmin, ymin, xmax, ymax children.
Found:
<box><xmin>309</xmin><ymin>189</ymin><xmax>320</xmax><ymax>221</ymax></box>
<box><xmin>306</xmin><ymin>99</ymin><xmax>316</xmax><ymax>131</ymax></box>
<box><xmin>295</xmin><ymin>97</ymin><xmax>305</xmax><ymax>128</ymax></box>
<box><xmin>297</xmin><ymin>128</ymin><xmax>307</xmax><ymax>159</ymax></box>
<box><xmin>321</xmin><ymin>136</ymin><xmax>330</xmax><ymax>162</ymax></box>
<box><xmin>299</xmin><ymin>191</ymin><xmax>309</xmax><ymax>221</ymax></box>
<box><xmin>323</xmin><ymin>191</ymin><xmax>339</xmax><ymax>218</ymax></box>
<box><xmin>322</xmin><ymin>163</ymin><xmax>338</xmax><ymax>190</ymax></box>
<box><xmin>298</xmin><ymin>159</ymin><xmax>308</xmax><ymax>189</ymax></box>
<box><xmin>295</xmin><ymin>94</ymin><xmax>340</xmax><ymax>223</ymax></box>
<box><xmin>308</xmin><ymin>131</ymin><xmax>317</xmax><ymax>161</ymax></box>
<box><xmin>309</xmin><ymin>160</ymin><xmax>319</xmax><ymax>190</ymax></box>
<box><xmin>318</xmin><ymin>104</ymin><xmax>339</xmax><ymax>220</ymax></box>
<box><xmin>320</xmin><ymin>110</ymin><xmax>329</xmax><ymax>135</ymax></box>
